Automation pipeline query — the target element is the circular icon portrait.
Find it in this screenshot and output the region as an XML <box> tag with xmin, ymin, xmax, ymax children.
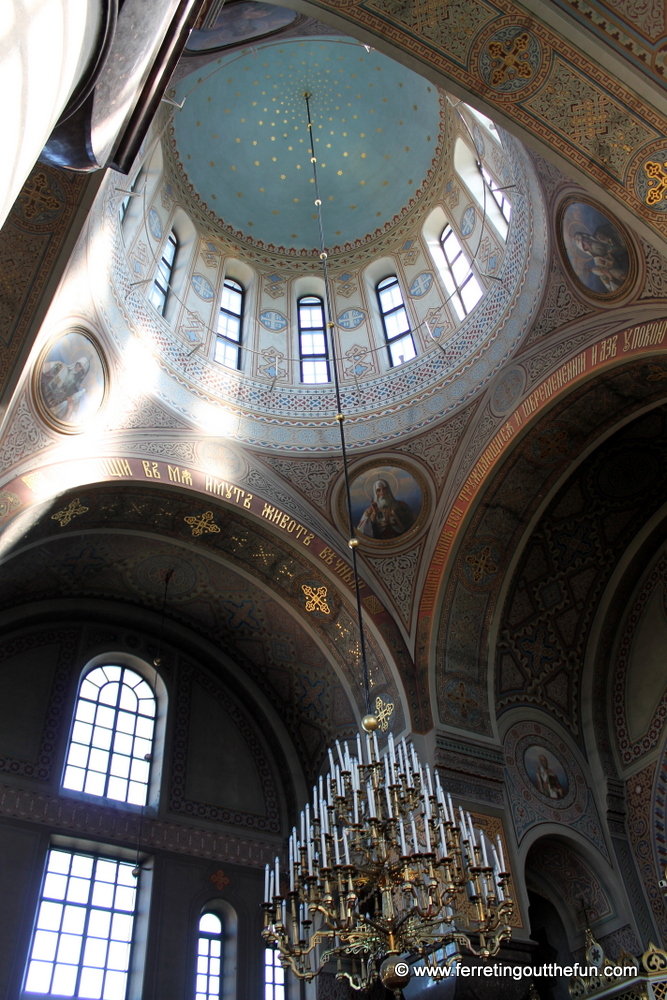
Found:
<box><xmin>557</xmin><ymin>198</ymin><xmax>635</xmax><ymax>301</ymax></box>
<box><xmin>35</xmin><ymin>329</ymin><xmax>107</xmax><ymax>432</ymax></box>
<box><xmin>344</xmin><ymin>462</ymin><xmax>427</xmax><ymax>546</ymax></box>
<box><xmin>523</xmin><ymin>744</ymin><xmax>569</xmax><ymax>800</ymax></box>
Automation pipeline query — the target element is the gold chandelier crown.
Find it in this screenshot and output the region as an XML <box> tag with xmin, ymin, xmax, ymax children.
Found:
<box><xmin>262</xmin><ymin>728</ymin><xmax>513</xmax><ymax>992</ymax></box>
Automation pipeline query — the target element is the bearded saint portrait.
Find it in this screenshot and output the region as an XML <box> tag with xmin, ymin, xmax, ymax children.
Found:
<box><xmin>357</xmin><ymin>479</ymin><xmax>416</xmax><ymax>540</ymax></box>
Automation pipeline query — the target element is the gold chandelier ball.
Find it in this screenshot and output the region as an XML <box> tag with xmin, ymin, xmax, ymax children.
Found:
<box><xmin>379</xmin><ymin>956</ymin><xmax>411</xmax><ymax>989</ymax></box>
<box><xmin>361</xmin><ymin>713</ymin><xmax>379</xmax><ymax>733</ymax></box>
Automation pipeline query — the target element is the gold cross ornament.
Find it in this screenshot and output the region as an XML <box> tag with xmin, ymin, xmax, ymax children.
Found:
<box><xmin>301</xmin><ymin>584</ymin><xmax>331</xmax><ymax>614</ymax></box>
<box><xmin>52</xmin><ymin>498</ymin><xmax>89</xmax><ymax>528</ymax></box>
<box><xmin>184</xmin><ymin>511</ymin><xmax>221</xmax><ymax>537</ymax></box>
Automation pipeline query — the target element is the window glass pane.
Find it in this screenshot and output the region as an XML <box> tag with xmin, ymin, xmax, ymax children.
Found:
<box><xmin>383</xmin><ymin>309</ymin><xmax>410</xmax><ymax>340</ymax></box>
<box><xmin>302</xmin><ymin>359</ymin><xmax>329</xmax><ymax>384</ymax></box>
<box><xmin>25</xmin><ymin>850</ymin><xmax>138</xmax><ymax>1000</ymax></box>
<box><xmin>389</xmin><ymin>335</ymin><xmax>417</xmax><ymax>366</ymax></box>
<box><xmin>62</xmin><ymin>667</ymin><xmax>155</xmax><ymax>805</ymax></box>
<box><xmin>460</xmin><ymin>274</ymin><xmax>483</xmax><ymax>311</ymax></box>
<box><xmin>196</xmin><ymin>912</ymin><xmax>223</xmax><ymax>1000</ymax></box>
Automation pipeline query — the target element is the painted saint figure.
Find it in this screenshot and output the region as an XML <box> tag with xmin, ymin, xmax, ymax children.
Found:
<box><xmin>572</xmin><ymin>224</ymin><xmax>628</xmax><ymax>293</ymax></box>
<box><xmin>535</xmin><ymin>754</ymin><xmax>566</xmax><ymax>800</ymax></box>
<box><xmin>41</xmin><ymin>356</ymin><xmax>91</xmax><ymax>422</ymax></box>
<box><xmin>357</xmin><ymin>479</ymin><xmax>416</xmax><ymax>540</ymax></box>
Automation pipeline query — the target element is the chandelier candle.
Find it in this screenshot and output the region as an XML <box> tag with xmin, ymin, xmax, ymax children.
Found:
<box><xmin>262</xmin><ymin>730</ymin><xmax>513</xmax><ymax>992</ymax></box>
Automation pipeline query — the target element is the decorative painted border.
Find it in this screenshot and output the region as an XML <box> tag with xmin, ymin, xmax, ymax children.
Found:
<box><xmin>0</xmin><ymin>627</ymin><xmax>77</xmax><ymax>781</ymax></box>
<box><xmin>613</xmin><ymin>552</ymin><xmax>667</xmax><ymax>765</ymax></box>
<box><xmin>170</xmin><ymin>659</ymin><xmax>281</xmax><ymax>833</ymax></box>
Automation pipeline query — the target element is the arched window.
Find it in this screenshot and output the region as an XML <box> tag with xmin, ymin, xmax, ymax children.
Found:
<box><xmin>119</xmin><ymin>168</ymin><xmax>144</xmax><ymax>224</ymax></box>
<box><xmin>376</xmin><ymin>275</ymin><xmax>416</xmax><ymax>367</ymax></box>
<box><xmin>148</xmin><ymin>229</ymin><xmax>178</xmax><ymax>316</ymax></box>
<box><xmin>264</xmin><ymin>948</ymin><xmax>285</xmax><ymax>1000</ymax></box>
<box><xmin>196</xmin><ymin>913</ymin><xmax>223</xmax><ymax>1000</ymax></box>
<box><xmin>439</xmin><ymin>225</ymin><xmax>483</xmax><ymax>320</ymax></box>
<box><xmin>480</xmin><ymin>164</ymin><xmax>512</xmax><ymax>224</ymax></box>
<box><xmin>298</xmin><ymin>295</ymin><xmax>329</xmax><ymax>383</ymax></box>
<box><xmin>215</xmin><ymin>278</ymin><xmax>243</xmax><ymax>369</ymax></box>
<box><xmin>63</xmin><ymin>665</ymin><xmax>156</xmax><ymax>806</ymax></box>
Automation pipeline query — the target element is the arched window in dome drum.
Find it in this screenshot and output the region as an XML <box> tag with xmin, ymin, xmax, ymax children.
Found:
<box><xmin>62</xmin><ymin>665</ymin><xmax>156</xmax><ymax>806</ymax></box>
<box><xmin>439</xmin><ymin>225</ymin><xmax>483</xmax><ymax>320</ymax></box>
<box><xmin>215</xmin><ymin>278</ymin><xmax>244</xmax><ymax>369</ymax></box>
<box><xmin>376</xmin><ymin>275</ymin><xmax>416</xmax><ymax>367</ymax></box>
<box><xmin>119</xmin><ymin>167</ymin><xmax>144</xmax><ymax>225</ymax></box>
<box><xmin>480</xmin><ymin>163</ymin><xmax>512</xmax><ymax>225</ymax></box>
<box><xmin>298</xmin><ymin>295</ymin><xmax>329</xmax><ymax>384</ymax></box>
<box><xmin>148</xmin><ymin>229</ymin><xmax>178</xmax><ymax>316</ymax></box>
<box><xmin>196</xmin><ymin>912</ymin><xmax>223</xmax><ymax>1000</ymax></box>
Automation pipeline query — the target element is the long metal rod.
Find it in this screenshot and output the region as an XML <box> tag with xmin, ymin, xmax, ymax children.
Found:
<box><xmin>304</xmin><ymin>91</ymin><xmax>371</xmax><ymax>717</ymax></box>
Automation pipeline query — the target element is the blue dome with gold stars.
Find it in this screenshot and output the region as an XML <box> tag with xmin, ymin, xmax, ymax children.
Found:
<box><xmin>169</xmin><ymin>37</ymin><xmax>445</xmax><ymax>254</ymax></box>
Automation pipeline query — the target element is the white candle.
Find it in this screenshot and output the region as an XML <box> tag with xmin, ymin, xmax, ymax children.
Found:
<box><xmin>365</xmin><ymin>733</ymin><xmax>372</xmax><ymax>765</ymax></box>
<box><xmin>385</xmin><ymin>782</ymin><xmax>393</xmax><ymax>819</ymax></box>
<box><xmin>447</xmin><ymin>793</ymin><xmax>454</xmax><ymax>821</ymax></box>
<box><xmin>399</xmin><ymin>816</ymin><xmax>407</xmax><ymax>856</ymax></box>
<box><xmin>269</xmin><ymin>869</ymin><xmax>275</xmax><ymax>899</ymax></box>
<box><xmin>410</xmin><ymin>812</ymin><xmax>419</xmax><ymax>854</ymax></box>
<box><xmin>373</xmin><ymin>731</ymin><xmax>380</xmax><ymax>761</ymax></box>
<box><xmin>496</xmin><ymin>834</ymin><xmax>506</xmax><ymax>871</ymax></box>
<box><xmin>425</xmin><ymin>763</ymin><xmax>434</xmax><ymax>797</ymax></box>
<box><xmin>300</xmin><ymin>811</ymin><xmax>305</xmax><ymax>844</ymax></box>
<box><xmin>356</xmin><ymin>732</ymin><xmax>363</xmax><ymax>765</ymax></box>
<box><xmin>388</xmin><ymin>732</ymin><xmax>396</xmax><ymax>765</ymax></box>
<box><xmin>275</xmin><ymin>857</ymin><xmax>280</xmax><ymax>895</ymax></box>
<box><xmin>264</xmin><ymin>863</ymin><xmax>270</xmax><ymax>901</ymax></box>
<box><xmin>366</xmin><ymin>780</ymin><xmax>376</xmax><ymax>818</ymax></box>
<box><xmin>321</xmin><ymin>830</ymin><xmax>328</xmax><ymax>868</ymax></box>
<box><xmin>313</xmin><ymin>793</ymin><xmax>318</xmax><ymax>820</ymax></box>
<box><xmin>328</xmin><ymin>747</ymin><xmax>335</xmax><ymax>775</ymax></box>
<box><xmin>336</xmin><ymin>739</ymin><xmax>345</xmax><ymax>769</ymax></box>
<box><xmin>353</xmin><ymin>789</ymin><xmax>359</xmax><ymax>825</ymax></box>
<box><xmin>423</xmin><ymin>786</ymin><xmax>431</xmax><ymax>820</ymax></box>
<box><xmin>481</xmin><ymin>833</ymin><xmax>489</xmax><ymax>868</ymax></box>
<box><xmin>438</xmin><ymin>821</ymin><xmax>447</xmax><ymax>858</ymax></box>
<box><xmin>334</xmin><ymin>826</ymin><xmax>341</xmax><ymax>866</ymax></box>
<box><xmin>343</xmin><ymin>826</ymin><xmax>351</xmax><ymax>865</ymax></box>
<box><xmin>424</xmin><ymin>814</ymin><xmax>431</xmax><ymax>853</ymax></box>
<box><xmin>289</xmin><ymin>841</ymin><xmax>295</xmax><ymax>891</ymax></box>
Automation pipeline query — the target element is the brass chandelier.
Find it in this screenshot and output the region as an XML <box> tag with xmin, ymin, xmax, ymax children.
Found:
<box><xmin>261</xmin><ymin>93</ymin><xmax>514</xmax><ymax>995</ymax></box>
<box><xmin>262</xmin><ymin>731</ymin><xmax>513</xmax><ymax>992</ymax></box>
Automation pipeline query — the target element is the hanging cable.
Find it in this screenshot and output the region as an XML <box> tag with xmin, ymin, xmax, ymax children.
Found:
<box><xmin>132</xmin><ymin>567</ymin><xmax>173</xmax><ymax>878</ymax></box>
<box><xmin>304</xmin><ymin>91</ymin><xmax>373</xmax><ymax>724</ymax></box>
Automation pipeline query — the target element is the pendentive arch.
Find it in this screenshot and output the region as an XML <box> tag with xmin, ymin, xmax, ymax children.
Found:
<box><xmin>429</xmin><ymin>352</ymin><xmax>667</xmax><ymax>737</ymax></box>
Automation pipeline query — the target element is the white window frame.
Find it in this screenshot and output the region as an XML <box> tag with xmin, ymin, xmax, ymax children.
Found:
<box><xmin>61</xmin><ymin>654</ymin><xmax>167</xmax><ymax>812</ymax></box>
<box><xmin>22</xmin><ymin>843</ymin><xmax>152</xmax><ymax>1000</ymax></box>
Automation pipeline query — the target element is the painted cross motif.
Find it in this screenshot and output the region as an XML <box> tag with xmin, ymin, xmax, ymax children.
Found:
<box><xmin>644</xmin><ymin>159</ymin><xmax>667</xmax><ymax>206</ymax></box>
<box><xmin>448</xmin><ymin>681</ymin><xmax>478</xmax><ymax>719</ymax></box>
<box><xmin>18</xmin><ymin>172</ymin><xmax>62</xmax><ymax>219</ymax></box>
<box><xmin>375</xmin><ymin>696</ymin><xmax>395</xmax><ymax>732</ymax></box>
<box><xmin>301</xmin><ymin>584</ymin><xmax>330</xmax><ymax>614</ymax></box>
<box><xmin>184</xmin><ymin>511</ymin><xmax>220</xmax><ymax>537</ymax></box>
<box><xmin>487</xmin><ymin>33</ymin><xmax>533</xmax><ymax>87</ymax></box>
<box><xmin>465</xmin><ymin>545</ymin><xmax>498</xmax><ymax>583</ymax></box>
<box><xmin>570</xmin><ymin>95</ymin><xmax>608</xmax><ymax>145</ymax></box>
<box><xmin>210</xmin><ymin>869</ymin><xmax>230</xmax><ymax>891</ymax></box>
<box><xmin>52</xmin><ymin>499</ymin><xmax>89</xmax><ymax>528</ymax></box>
<box><xmin>252</xmin><ymin>544</ymin><xmax>275</xmax><ymax>565</ymax></box>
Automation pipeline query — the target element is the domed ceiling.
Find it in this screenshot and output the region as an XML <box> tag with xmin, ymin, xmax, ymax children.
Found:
<box><xmin>169</xmin><ymin>38</ymin><xmax>445</xmax><ymax>254</ymax></box>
